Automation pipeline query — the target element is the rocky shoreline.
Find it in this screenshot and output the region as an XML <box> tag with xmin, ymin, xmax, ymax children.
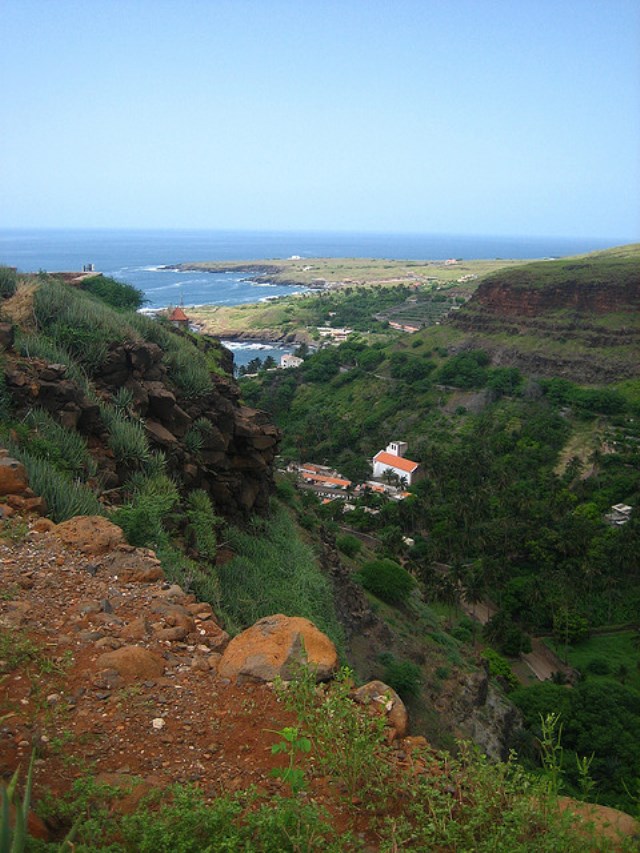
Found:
<box><xmin>161</xmin><ymin>262</ymin><xmax>327</xmax><ymax>291</ymax></box>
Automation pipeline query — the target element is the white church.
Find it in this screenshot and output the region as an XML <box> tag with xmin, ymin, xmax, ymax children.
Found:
<box><xmin>372</xmin><ymin>441</ymin><xmax>421</xmax><ymax>486</ymax></box>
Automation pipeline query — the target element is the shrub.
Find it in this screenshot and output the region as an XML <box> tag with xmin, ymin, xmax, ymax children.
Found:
<box><xmin>111</xmin><ymin>473</ymin><xmax>178</xmax><ymax>548</ymax></box>
<box><xmin>80</xmin><ymin>275</ymin><xmax>145</xmax><ymax>310</ymax></box>
<box><xmin>358</xmin><ymin>558</ymin><xmax>415</xmax><ymax>605</ymax></box>
<box><xmin>381</xmin><ymin>655</ymin><xmax>422</xmax><ymax>699</ymax></box>
<box><xmin>481</xmin><ymin>648</ymin><xmax>519</xmax><ymax>690</ymax></box>
<box><xmin>101</xmin><ymin>407</ymin><xmax>152</xmax><ymax>470</ymax></box>
<box><xmin>33</xmin><ymin>278</ymin><xmax>139</xmax><ymax>374</ymax></box>
<box><xmin>336</xmin><ymin>533</ymin><xmax>362</xmax><ymax>558</ymax></box>
<box><xmin>185</xmin><ymin>490</ymin><xmax>220</xmax><ymax>562</ymax></box>
<box><xmin>586</xmin><ymin>657</ymin><xmax>611</xmax><ymax>675</ymax></box>
<box><xmin>16</xmin><ymin>332</ymin><xmax>91</xmax><ymax>393</ymax></box>
<box><xmin>128</xmin><ymin>313</ymin><xmax>212</xmax><ymax>398</ymax></box>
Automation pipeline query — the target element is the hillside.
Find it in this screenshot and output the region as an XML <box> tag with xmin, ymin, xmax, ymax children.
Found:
<box><xmin>241</xmin><ymin>248</ymin><xmax>640</xmax><ymax>814</ymax></box>
<box><xmin>449</xmin><ymin>244</ymin><xmax>640</xmax><ymax>382</ymax></box>
<box><xmin>2</xmin><ymin>506</ymin><xmax>637</xmax><ymax>851</ymax></box>
<box><xmin>0</xmin><ymin>261</ymin><xmax>639</xmax><ymax>848</ymax></box>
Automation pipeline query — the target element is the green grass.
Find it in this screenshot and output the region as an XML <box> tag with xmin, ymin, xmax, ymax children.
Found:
<box><xmin>478</xmin><ymin>244</ymin><xmax>640</xmax><ymax>292</ymax></box>
<box><xmin>546</xmin><ymin>631</ymin><xmax>640</xmax><ymax>693</ymax></box>
<box><xmin>217</xmin><ymin>502</ymin><xmax>344</xmax><ymax>651</ymax></box>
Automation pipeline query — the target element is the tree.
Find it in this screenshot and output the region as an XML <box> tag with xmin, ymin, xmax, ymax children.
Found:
<box><xmin>262</xmin><ymin>355</ymin><xmax>277</xmax><ymax>371</ymax></box>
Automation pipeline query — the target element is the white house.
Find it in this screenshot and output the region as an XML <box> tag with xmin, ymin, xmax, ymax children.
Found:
<box><xmin>280</xmin><ymin>354</ymin><xmax>304</xmax><ymax>369</ymax></box>
<box><xmin>372</xmin><ymin>441</ymin><xmax>421</xmax><ymax>486</ymax></box>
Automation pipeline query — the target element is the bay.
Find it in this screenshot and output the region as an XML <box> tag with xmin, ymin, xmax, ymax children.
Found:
<box><xmin>0</xmin><ymin>228</ymin><xmax>621</xmax><ymax>311</ymax></box>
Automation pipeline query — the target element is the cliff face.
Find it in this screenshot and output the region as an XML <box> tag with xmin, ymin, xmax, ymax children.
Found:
<box><xmin>3</xmin><ymin>334</ymin><xmax>279</xmax><ymax>518</ymax></box>
<box><xmin>469</xmin><ymin>273</ymin><xmax>639</xmax><ymax>318</ymax></box>
<box><xmin>449</xmin><ymin>249</ymin><xmax>640</xmax><ymax>382</ymax></box>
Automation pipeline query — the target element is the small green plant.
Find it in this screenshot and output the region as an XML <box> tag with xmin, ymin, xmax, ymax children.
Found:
<box><xmin>101</xmin><ymin>407</ymin><xmax>152</xmax><ymax>470</ymax></box>
<box><xmin>112</xmin><ymin>387</ymin><xmax>134</xmax><ymax>418</ymax></box>
<box><xmin>0</xmin><ymin>266</ymin><xmax>18</xmax><ymax>299</ymax></box>
<box><xmin>0</xmin><ymin>628</ymin><xmax>41</xmax><ymax>673</ymax></box>
<box><xmin>22</xmin><ymin>408</ymin><xmax>94</xmax><ymax>477</ymax></box>
<box><xmin>481</xmin><ymin>647</ymin><xmax>519</xmax><ymax>691</ymax></box>
<box><xmin>0</xmin><ymin>752</ymin><xmax>34</xmax><ymax>853</ymax></box>
<box><xmin>576</xmin><ymin>752</ymin><xmax>596</xmax><ymax>801</ymax></box>
<box><xmin>277</xmin><ymin>665</ymin><xmax>392</xmax><ymax>798</ymax></box>
<box><xmin>4</xmin><ymin>449</ymin><xmax>103</xmax><ymax>522</ymax></box>
<box><xmin>539</xmin><ymin>712</ymin><xmax>564</xmax><ymax>796</ymax></box>
<box><xmin>0</xmin><ymin>517</ymin><xmax>29</xmax><ymax>544</ymax></box>
<box><xmin>336</xmin><ymin>533</ymin><xmax>362</xmax><ymax>558</ymax></box>
<box><xmin>185</xmin><ymin>490</ymin><xmax>220</xmax><ymax>562</ymax></box>
<box><xmin>111</xmin><ymin>473</ymin><xmax>178</xmax><ymax>548</ymax></box>
<box><xmin>269</xmin><ymin>726</ymin><xmax>311</xmax><ymax>794</ymax></box>
<box><xmin>183</xmin><ymin>426</ymin><xmax>205</xmax><ymax>455</ymax></box>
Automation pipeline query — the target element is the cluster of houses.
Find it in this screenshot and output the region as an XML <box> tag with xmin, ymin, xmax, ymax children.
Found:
<box><xmin>288</xmin><ymin>441</ymin><xmax>422</xmax><ymax>507</ymax></box>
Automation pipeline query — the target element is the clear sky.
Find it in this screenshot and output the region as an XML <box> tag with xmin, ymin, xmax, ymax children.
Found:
<box><xmin>2</xmin><ymin>0</ymin><xmax>639</xmax><ymax>239</ymax></box>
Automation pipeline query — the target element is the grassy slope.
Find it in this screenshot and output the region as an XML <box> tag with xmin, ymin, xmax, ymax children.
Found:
<box><xmin>474</xmin><ymin>243</ymin><xmax>640</xmax><ymax>292</ymax></box>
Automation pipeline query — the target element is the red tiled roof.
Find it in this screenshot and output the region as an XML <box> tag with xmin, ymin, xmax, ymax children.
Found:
<box><xmin>303</xmin><ymin>473</ymin><xmax>352</xmax><ymax>488</ymax></box>
<box><xmin>168</xmin><ymin>307</ymin><xmax>189</xmax><ymax>321</ymax></box>
<box><xmin>373</xmin><ymin>451</ymin><xmax>419</xmax><ymax>473</ymax></box>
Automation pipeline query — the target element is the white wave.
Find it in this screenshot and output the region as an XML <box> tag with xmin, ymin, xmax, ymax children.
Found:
<box><xmin>221</xmin><ymin>341</ymin><xmax>286</xmax><ymax>351</ymax></box>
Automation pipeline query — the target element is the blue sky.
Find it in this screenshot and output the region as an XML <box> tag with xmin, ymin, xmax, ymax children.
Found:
<box><xmin>2</xmin><ymin>0</ymin><xmax>639</xmax><ymax>239</ymax></box>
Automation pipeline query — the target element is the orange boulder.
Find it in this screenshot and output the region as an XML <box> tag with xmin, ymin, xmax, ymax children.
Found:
<box><xmin>218</xmin><ymin>614</ymin><xmax>338</xmax><ymax>683</ymax></box>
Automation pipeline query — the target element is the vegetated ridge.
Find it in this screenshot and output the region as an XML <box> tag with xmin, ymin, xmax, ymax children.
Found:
<box><xmin>449</xmin><ymin>243</ymin><xmax>640</xmax><ymax>382</ymax></box>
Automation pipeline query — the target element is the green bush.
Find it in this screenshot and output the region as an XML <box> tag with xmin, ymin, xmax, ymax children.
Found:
<box><xmin>128</xmin><ymin>313</ymin><xmax>212</xmax><ymax>398</ymax></box>
<box><xmin>101</xmin><ymin>407</ymin><xmax>152</xmax><ymax>470</ymax></box>
<box><xmin>185</xmin><ymin>489</ymin><xmax>219</xmax><ymax>562</ymax></box>
<box><xmin>381</xmin><ymin>655</ymin><xmax>422</xmax><ymax>699</ymax></box>
<box><xmin>586</xmin><ymin>657</ymin><xmax>611</xmax><ymax>675</ymax></box>
<box><xmin>16</xmin><ymin>332</ymin><xmax>91</xmax><ymax>393</ymax></box>
<box><xmin>111</xmin><ymin>474</ymin><xmax>178</xmax><ymax>548</ymax></box>
<box><xmin>358</xmin><ymin>558</ymin><xmax>415</xmax><ymax>605</ymax></box>
<box><xmin>79</xmin><ymin>275</ymin><xmax>145</xmax><ymax>311</ymax></box>
<box><xmin>33</xmin><ymin>278</ymin><xmax>139</xmax><ymax>374</ymax></box>
<box><xmin>481</xmin><ymin>648</ymin><xmax>519</xmax><ymax>690</ymax></box>
<box><xmin>336</xmin><ymin>533</ymin><xmax>362</xmax><ymax>558</ymax></box>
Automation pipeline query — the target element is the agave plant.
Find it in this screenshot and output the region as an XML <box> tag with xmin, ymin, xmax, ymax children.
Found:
<box><xmin>0</xmin><ymin>752</ymin><xmax>34</xmax><ymax>853</ymax></box>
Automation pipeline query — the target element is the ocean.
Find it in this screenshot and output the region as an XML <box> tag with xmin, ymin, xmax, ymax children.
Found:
<box><xmin>0</xmin><ymin>228</ymin><xmax>623</xmax><ymax>369</ymax></box>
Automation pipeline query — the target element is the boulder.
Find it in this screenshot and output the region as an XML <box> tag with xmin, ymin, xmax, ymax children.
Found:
<box><xmin>95</xmin><ymin>645</ymin><xmax>164</xmax><ymax>682</ymax></box>
<box><xmin>558</xmin><ymin>797</ymin><xmax>639</xmax><ymax>849</ymax></box>
<box><xmin>144</xmin><ymin>420</ymin><xmax>177</xmax><ymax>446</ymax></box>
<box><xmin>218</xmin><ymin>614</ymin><xmax>338</xmax><ymax>683</ymax></box>
<box><xmin>54</xmin><ymin>516</ymin><xmax>124</xmax><ymax>555</ymax></box>
<box><xmin>352</xmin><ymin>680</ymin><xmax>409</xmax><ymax>740</ymax></box>
<box><xmin>0</xmin><ymin>457</ymin><xmax>28</xmax><ymax>496</ymax></box>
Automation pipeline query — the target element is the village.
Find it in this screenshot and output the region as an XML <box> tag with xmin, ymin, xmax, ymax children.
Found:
<box><xmin>285</xmin><ymin>440</ymin><xmax>421</xmax><ymax>515</ymax></box>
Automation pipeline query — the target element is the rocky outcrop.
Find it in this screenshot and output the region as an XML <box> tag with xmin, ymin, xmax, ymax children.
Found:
<box><xmin>54</xmin><ymin>516</ymin><xmax>125</xmax><ymax>555</ymax></box>
<box><xmin>433</xmin><ymin>665</ymin><xmax>521</xmax><ymax>761</ymax></box>
<box><xmin>2</xmin><ymin>335</ymin><xmax>280</xmax><ymax>518</ymax></box>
